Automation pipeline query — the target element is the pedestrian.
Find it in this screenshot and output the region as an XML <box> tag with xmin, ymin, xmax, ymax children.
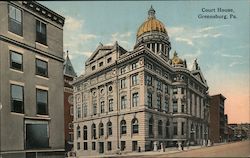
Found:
<box><xmin>181</xmin><ymin>143</ymin><xmax>184</xmax><ymax>151</ymax></box>
<box><xmin>186</xmin><ymin>141</ymin><xmax>189</xmax><ymax>149</ymax></box>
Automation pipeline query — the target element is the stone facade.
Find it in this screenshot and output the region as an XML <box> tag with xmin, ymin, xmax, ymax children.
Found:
<box><xmin>0</xmin><ymin>1</ymin><xmax>65</xmax><ymax>158</ymax></box>
<box><xmin>72</xmin><ymin>7</ymin><xmax>210</xmax><ymax>157</ymax></box>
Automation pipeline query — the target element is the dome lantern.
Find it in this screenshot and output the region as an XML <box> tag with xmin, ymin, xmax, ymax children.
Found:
<box><xmin>148</xmin><ymin>5</ymin><xmax>156</xmax><ymax>19</ymax></box>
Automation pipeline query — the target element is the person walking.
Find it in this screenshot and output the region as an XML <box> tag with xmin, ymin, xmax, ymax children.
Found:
<box><xmin>181</xmin><ymin>142</ymin><xmax>184</xmax><ymax>151</ymax></box>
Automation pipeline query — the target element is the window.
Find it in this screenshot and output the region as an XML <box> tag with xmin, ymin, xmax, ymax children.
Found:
<box><xmin>107</xmin><ymin>121</ymin><xmax>112</xmax><ymax>136</ymax></box>
<box><xmin>91</xmin><ymin>124</ymin><xmax>96</xmax><ymax>139</ymax></box>
<box><xmin>146</xmin><ymin>63</ymin><xmax>153</xmax><ymax>69</ymax></box>
<box><xmin>157</xmin><ymin>94</ymin><xmax>162</xmax><ymax>111</ymax></box>
<box><xmin>77</xmin><ymin>106</ymin><xmax>81</xmax><ymax>118</ymax></box>
<box><xmin>108</xmin><ymin>86</ymin><xmax>113</xmax><ymax>92</ymax></box>
<box><xmin>83</xmin><ymin>105</ymin><xmax>87</xmax><ymax>117</ymax></box>
<box><xmin>8</xmin><ymin>5</ymin><xmax>22</xmax><ymax>36</ymax></box>
<box><xmin>10</xmin><ymin>51</ymin><xmax>23</xmax><ymax>71</ymax></box>
<box><xmin>173</xmin><ymin>88</ymin><xmax>177</xmax><ymax>94</ymax></box>
<box><xmin>132</xmin><ymin>141</ymin><xmax>138</xmax><ymax>151</ymax></box>
<box><xmin>107</xmin><ymin>57</ymin><xmax>112</xmax><ymax>63</ymax></box>
<box><xmin>99</xmin><ymin>62</ymin><xmax>103</xmax><ymax>67</ymax></box>
<box><xmin>36</xmin><ymin>59</ymin><xmax>48</xmax><ymax>77</ymax></box>
<box><xmin>120</xmin><ymin>78</ymin><xmax>126</xmax><ymax>89</ymax></box>
<box><xmin>158</xmin><ymin>120</ymin><xmax>163</xmax><ymax>136</ymax></box>
<box><xmin>121</xmin><ymin>96</ymin><xmax>126</xmax><ymax>110</ymax></box>
<box><xmin>70</xmin><ymin>106</ymin><xmax>74</xmax><ymax>116</ymax></box>
<box><xmin>157</xmin><ymin>80</ymin><xmax>162</xmax><ymax>90</ymax></box>
<box><xmin>173</xmin><ymin>100</ymin><xmax>178</xmax><ymax>113</ymax></box>
<box><xmin>173</xmin><ymin>122</ymin><xmax>177</xmax><ymax>135</ymax></box>
<box><xmin>147</xmin><ymin>92</ymin><xmax>152</xmax><ymax>108</ymax></box>
<box><xmin>165</xmin><ymin>84</ymin><xmax>169</xmax><ymax>94</ymax></box>
<box><xmin>83</xmin><ymin>142</ymin><xmax>88</xmax><ymax>150</ymax></box>
<box><xmin>132</xmin><ymin>118</ymin><xmax>139</xmax><ymax>134</ymax></box>
<box><xmin>132</xmin><ymin>93</ymin><xmax>139</xmax><ymax>107</ymax></box>
<box><xmin>147</xmin><ymin>44</ymin><xmax>150</xmax><ymax>49</ymax></box>
<box><xmin>132</xmin><ymin>62</ymin><xmax>138</xmax><ymax>70</ymax></box>
<box><xmin>132</xmin><ymin>74</ymin><xmax>138</xmax><ymax>86</ymax></box>
<box><xmin>83</xmin><ymin>126</ymin><xmax>87</xmax><ymax>140</ymax></box>
<box><xmin>100</xmin><ymin>101</ymin><xmax>105</xmax><ymax>113</ymax></box>
<box><xmin>93</xmin><ymin>100</ymin><xmax>97</xmax><ymax>115</ymax></box>
<box><xmin>11</xmin><ymin>84</ymin><xmax>24</xmax><ymax>113</ymax></box>
<box><xmin>68</xmin><ymin>123</ymin><xmax>73</xmax><ymax>129</ymax></box>
<box><xmin>121</xmin><ymin>141</ymin><xmax>126</xmax><ymax>151</ymax></box>
<box><xmin>146</xmin><ymin>75</ymin><xmax>152</xmax><ymax>86</ymax></box>
<box><xmin>120</xmin><ymin>67</ymin><xmax>126</xmax><ymax>74</ymax></box>
<box><xmin>108</xmin><ymin>99</ymin><xmax>113</xmax><ymax>112</ymax></box>
<box><xmin>25</xmin><ymin>121</ymin><xmax>49</xmax><ymax>149</ymax></box>
<box><xmin>181</xmin><ymin>122</ymin><xmax>185</xmax><ymax>135</ymax></box>
<box><xmin>107</xmin><ymin>141</ymin><xmax>112</xmax><ymax>151</ymax></box>
<box><xmin>166</xmin><ymin>120</ymin><xmax>170</xmax><ymax>138</ymax></box>
<box><xmin>120</xmin><ymin>120</ymin><xmax>126</xmax><ymax>134</ymax></box>
<box><xmin>149</xmin><ymin>117</ymin><xmax>153</xmax><ymax>136</ymax></box>
<box><xmin>77</xmin><ymin>125</ymin><xmax>81</xmax><ymax>138</ymax></box>
<box><xmin>36</xmin><ymin>89</ymin><xmax>48</xmax><ymax>115</ymax></box>
<box><xmin>181</xmin><ymin>104</ymin><xmax>185</xmax><ymax>113</ymax></box>
<box><xmin>36</xmin><ymin>20</ymin><xmax>47</xmax><ymax>45</ymax></box>
<box><xmin>164</xmin><ymin>97</ymin><xmax>169</xmax><ymax>112</ymax></box>
<box><xmin>92</xmin><ymin>65</ymin><xmax>96</xmax><ymax>70</ymax></box>
<box><xmin>181</xmin><ymin>88</ymin><xmax>185</xmax><ymax>94</ymax></box>
<box><xmin>99</xmin><ymin>123</ymin><xmax>104</xmax><ymax>137</ymax></box>
<box><xmin>77</xmin><ymin>142</ymin><xmax>80</xmax><ymax>150</ymax></box>
<box><xmin>92</xmin><ymin>142</ymin><xmax>96</xmax><ymax>150</ymax></box>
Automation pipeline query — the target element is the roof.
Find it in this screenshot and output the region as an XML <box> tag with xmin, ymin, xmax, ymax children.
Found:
<box><xmin>63</xmin><ymin>51</ymin><xmax>77</xmax><ymax>77</ymax></box>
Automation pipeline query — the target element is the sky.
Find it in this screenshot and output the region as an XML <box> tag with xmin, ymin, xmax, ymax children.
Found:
<box><xmin>40</xmin><ymin>1</ymin><xmax>249</xmax><ymax>124</ymax></box>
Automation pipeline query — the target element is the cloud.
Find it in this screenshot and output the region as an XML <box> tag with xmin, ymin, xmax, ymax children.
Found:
<box><xmin>175</xmin><ymin>37</ymin><xmax>194</xmax><ymax>46</ymax></box>
<box><xmin>229</xmin><ymin>61</ymin><xmax>244</xmax><ymax>67</ymax></box>
<box><xmin>64</xmin><ymin>16</ymin><xmax>83</xmax><ymax>31</ymax></box>
<box><xmin>79</xmin><ymin>34</ymin><xmax>97</xmax><ymax>41</ymax></box>
<box><xmin>221</xmin><ymin>54</ymin><xmax>242</xmax><ymax>58</ymax></box>
<box><xmin>198</xmin><ymin>25</ymin><xmax>230</xmax><ymax>33</ymax></box>
<box><xmin>106</xmin><ymin>31</ymin><xmax>132</xmax><ymax>48</ymax></box>
<box><xmin>168</xmin><ymin>27</ymin><xmax>184</xmax><ymax>35</ymax></box>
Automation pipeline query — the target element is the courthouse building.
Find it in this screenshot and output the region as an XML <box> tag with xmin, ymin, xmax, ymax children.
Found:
<box><xmin>72</xmin><ymin>7</ymin><xmax>210</xmax><ymax>157</ymax></box>
<box><xmin>0</xmin><ymin>1</ymin><xmax>65</xmax><ymax>157</ymax></box>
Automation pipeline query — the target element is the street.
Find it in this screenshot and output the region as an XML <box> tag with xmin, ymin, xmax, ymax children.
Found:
<box><xmin>125</xmin><ymin>141</ymin><xmax>250</xmax><ymax>157</ymax></box>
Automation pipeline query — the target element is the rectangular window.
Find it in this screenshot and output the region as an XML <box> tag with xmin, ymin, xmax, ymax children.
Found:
<box><xmin>181</xmin><ymin>104</ymin><xmax>185</xmax><ymax>113</ymax></box>
<box><xmin>132</xmin><ymin>74</ymin><xmax>138</xmax><ymax>86</ymax></box>
<box><xmin>173</xmin><ymin>100</ymin><xmax>178</xmax><ymax>113</ymax></box>
<box><xmin>181</xmin><ymin>88</ymin><xmax>185</xmax><ymax>94</ymax></box>
<box><xmin>132</xmin><ymin>93</ymin><xmax>139</xmax><ymax>107</ymax></box>
<box><xmin>77</xmin><ymin>142</ymin><xmax>80</xmax><ymax>150</ymax></box>
<box><xmin>10</xmin><ymin>51</ymin><xmax>23</xmax><ymax>71</ymax></box>
<box><xmin>100</xmin><ymin>101</ymin><xmax>105</xmax><ymax>113</ymax></box>
<box><xmin>8</xmin><ymin>5</ymin><xmax>22</xmax><ymax>36</ymax></box>
<box><xmin>132</xmin><ymin>62</ymin><xmax>138</xmax><ymax>70</ymax></box>
<box><xmin>109</xmin><ymin>99</ymin><xmax>113</xmax><ymax>112</ymax></box>
<box><xmin>132</xmin><ymin>141</ymin><xmax>138</xmax><ymax>151</ymax></box>
<box><xmin>157</xmin><ymin>94</ymin><xmax>162</xmax><ymax>111</ymax></box>
<box><xmin>77</xmin><ymin>106</ymin><xmax>81</xmax><ymax>118</ymax></box>
<box><xmin>120</xmin><ymin>78</ymin><xmax>126</xmax><ymax>89</ymax></box>
<box><xmin>83</xmin><ymin>142</ymin><xmax>88</xmax><ymax>150</ymax></box>
<box><xmin>36</xmin><ymin>59</ymin><xmax>48</xmax><ymax>77</ymax></box>
<box><xmin>120</xmin><ymin>67</ymin><xmax>126</xmax><ymax>74</ymax></box>
<box><xmin>121</xmin><ymin>141</ymin><xmax>126</xmax><ymax>151</ymax></box>
<box><xmin>107</xmin><ymin>141</ymin><xmax>112</xmax><ymax>151</ymax></box>
<box><xmin>11</xmin><ymin>84</ymin><xmax>24</xmax><ymax>113</ymax></box>
<box><xmin>36</xmin><ymin>89</ymin><xmax>48</xmax><ymax>115</ymax></box>
<box><xmin>146</xmin><ymin>63</ymin><xmax>153</xmax><ymax>69</ymax></box>
<box><xmin>157</xmin><ymin>80</ymin><xmax>162</xmax><ymax>90</ymax></box>
<box><xmin>147</xmin><ymin>92</ymin><xmax>152</xmax><ymax>108</ymax></box>
<box><xmin>25</xmin><ymin>121</ymin><xmax>49</xmax><ymax>149</ymax></box>
<box><xmin>173</xmin><ymin>122</ymin><xmax>177</xmax><ymax>135</ymax></box>
<box><xmin>164</xmin><ymin>97</ymin><xmax>169</xmax><ymax>112</ymax></box>
<box><xmin>83</xmin><ymin>105</ymin><xmax>87</xmax><ymax>117</ymax></box>
<box><xmin>165</xmin><ymin>84</ymin><xmax>169</xmax><ymax>94</ymax></box>
<box><xmin>146</xmin><ymin>75</ymin><xmax>152</xmax><ymax>86</ymax></box>
<box><xmin>36</xmin><ymin>20</ymin><xmax>47</xmax><ymax>45</ymax></box>
<box><xmin>121</xmin><ymin>96</ymin><xmax>127</xmax><ymax>110</ymax></box>
<box><xmin>181</xmin><ymin>122</ymin><xmax>185</xmax><ymax>135</ymax></box>
<box><xmin>92</xmin><ymin>142</ymin><xmax>96</xmax><ymax>150</ymax></box>
<box><xmin>93</xmin><ymin>101</ymin><xmax>97</xmax><ymax>115</ymax></box>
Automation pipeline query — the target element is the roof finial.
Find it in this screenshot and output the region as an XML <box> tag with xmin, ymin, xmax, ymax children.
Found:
<box><xmin>174</xmin><ymin>50</ymin><xmax>177</xmax><ymax>56</ymax></box>
<box><xmin>148</xmin><ymin>5</ymin><xmax>156</xmax><ymax>19</ymax></box>
<box><xmin>66</xmin><ymin>50</ymin><xmax>69</xmax><ymax>57</ymax></box>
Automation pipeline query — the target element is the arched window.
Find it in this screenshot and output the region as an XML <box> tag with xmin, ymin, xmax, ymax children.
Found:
<box><xmin>77</xmin><ymin>125</ymin><xmax>80</xmax><ymax>138</ymax></box>
<box><xmin>107</xmin><ymin>121</ymin><xmax>112</xmax><ymax>136</ymax></box>
<box><xmin>83</xmin><ymin>125</ymin><xmax>87</xmax><ymax>140</ymax></box>
<box><xmin>91</xmin><ymin>123</ymin><xmax>96</xmax><ymax>139</ymax></box>
<box><xmin>99</xmin><ymin>123</ymin><xmax>104</xmax><ymax>137</ymax></box>
<box><xmin>132</xmin><ymin>118</ymin><xmax>139</xmax><ymax>134</ymax></box>
<box><xmin>158</xmin><ymin>120</ymin><xmax>163</xmax><ymax>135</ymax></box>
<box><xmin>149</xmin><ymin>117</ymin><xmax>153</xmax><ymax>136</ymax></box>
<box><xmin>120</xmin><ymin>120</ymin><xmax>126</xmax><ymax>134</ymax></box>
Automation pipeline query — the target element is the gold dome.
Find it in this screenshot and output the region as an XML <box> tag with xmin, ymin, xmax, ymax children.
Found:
<box><xmin>137</xmin><ymin>18</ymin><xmax>167</xmax><ymax>37</ymax></box>
<box><xmin>137</xmin><ymin>6</ymin><xmax>167</xmax><ymax>37</ymax></box>
<box><xmin>172</xmin><ymin>51</ymin><xmax>184</xmax><ymax>65</ymax></box>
